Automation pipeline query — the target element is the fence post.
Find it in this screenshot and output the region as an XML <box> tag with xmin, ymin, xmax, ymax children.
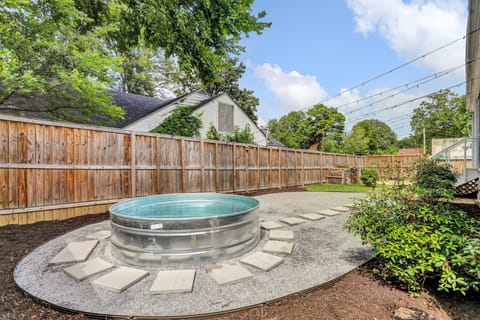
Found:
<box><xmin>301</xmin><ymin>151</ymin><xmax>305</xmax><ymax>187</ymax></box>
<box><xmin>200</xmin><ymin>139</ymin><xmax>205</xmax><ymax>192</ymax></box>
<box><xmin>245</xmin><ymin>146</ymin><xmax>249</xmax><ymax>193</ymax></box>
<box><xmin>257</xmin><ymin>145</ymin><xmax>260</xmax><ymax>190</ymax></box>
<box><xmin>215</xmin><ymin>142</ymin><xmax>219</xmax><ymax>192</ymax></box>
<box><xmin>284</xmin><ymin>150</ymin><xmax>289</xmax><ymax>188</ymax></box>
<box><xmin>156</xmin><ymin>136</ymin><xmax>161</xmax><ymax>194</ymax></box>
<box><xmin>130</xmin><ymin>131</ymin><xmax>136</xmax><ymax>198</ymax></box>
<box><xmin>180</xmin><ymin>138</ymin><xmax>186</xmax><ymax>193</ymax></box>
<box><xmin>269</xmin><ymin>147</ymin><xmax>273</xmax><ymax>189</ymax></box>
<box><xmin>278</xmin><ymin>148</ymin><xmax>281</xmax><ymax>190</ymax></box>
<box><xmin>232</xmin><ymin>143</ymin><xmax>236</xmax><ymax>193</ymax></box>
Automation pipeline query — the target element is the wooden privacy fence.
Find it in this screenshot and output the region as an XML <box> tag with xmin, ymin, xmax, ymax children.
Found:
<box><xmin>0</xmin><ymin>115</ymin><xmax>364</xmax><ymax>225</ymax></box>
<box><xmin>0</xmin><ymin>115</ymin><xmax>423</xmax><ymax>226</ymax></box>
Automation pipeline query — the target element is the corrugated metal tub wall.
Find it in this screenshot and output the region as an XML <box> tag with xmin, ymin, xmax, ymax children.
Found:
<box><xmin>109</xmin><ymin>193</ymin><xmax>260</xmax><ymax>265</ymax></box>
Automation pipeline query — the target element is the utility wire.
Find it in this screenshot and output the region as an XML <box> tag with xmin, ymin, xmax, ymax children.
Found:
<box><xmin>345</xmin><ymin>81</ymin><xmax>466</xmax><ymax>124</ymax></box>
<box><xmin>296</xmin><ymin>27</ymin><xmax>480</xmax><ymax>113</ymax></box>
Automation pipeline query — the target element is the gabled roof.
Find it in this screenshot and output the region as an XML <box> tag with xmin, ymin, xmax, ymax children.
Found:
<box><xmin>110</xmin><ymin>89</ymin><xmax>209</xmax><ymax>128</ymax></box>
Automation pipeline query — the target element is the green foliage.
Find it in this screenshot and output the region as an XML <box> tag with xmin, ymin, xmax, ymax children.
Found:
<box><xmin>206</xmin><ymin>124</ymin><xmax>255</xmax><ymax>144</ymax></box>
<box><xmin>411</xmin><ymin>90</ymin><xmax>471</xmax><ymax>154</ymax></box>
<box><xmin>267</xmin><ymin>111</ymin><xmax>308</xmax><ymax>149</ymax></box>
<box><xmin>118</xmin><ymin>0</ymin><xmax>271</xmax><ymax>85</ymax></box>
<box><xmin>414</xmin><ymin>159</ymin><xmax>457</xmax><ymax>199</ymax></box>
<box><xmin>0</xmin><ymin>0</ymin><xmax>123</xmax><ymax>124</ymax></box>
<box><xmin>346</xmin><ymin>160</ymin><xmax>480</xmax><ymax>295</ymax></box>
<box><xmin>396</xmin><ymin>135</ymin><xmax>421</xmax><ymax>149</ymax></box>
<box><xmin>151</xmin><ymin>107</ymin><xmax>202</xmax><ymax>137</ymax></box>
<box><xmin>267</xmin><ymin>105</ymin><xmax>345</xmax><ymax>150</ymax></box>
<box><xmin>343</xmin><ymin>119</ymin><xmax>397</xmax><ymax>155</ymax></box>
<box><xmin>360</xmin><ymin>168</ymin><xmax>379</xmax><ymax>188</ymax></box>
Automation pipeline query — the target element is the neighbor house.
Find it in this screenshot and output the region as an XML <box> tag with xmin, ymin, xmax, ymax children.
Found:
<box><xmin>110</xmin><ymin>89</ymin><xmax>270</xmax><ymax>146</ymax></box>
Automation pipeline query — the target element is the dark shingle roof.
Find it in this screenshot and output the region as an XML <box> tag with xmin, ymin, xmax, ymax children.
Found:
<box><xmin>109</xmin><ymin>91</ymin><xmax>173</xmax><ymax>128</ymax></box>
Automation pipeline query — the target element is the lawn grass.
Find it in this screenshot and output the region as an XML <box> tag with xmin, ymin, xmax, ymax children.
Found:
<box><xmin>305</xmin><ymin>183</ymin><xmax>374</xmax><ymax>193</ymax></box>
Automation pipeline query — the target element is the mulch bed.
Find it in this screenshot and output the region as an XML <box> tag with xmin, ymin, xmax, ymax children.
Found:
<box><xmin>1</xmin><ymin>188</ymin><xmax>479</xmax><ymax>320</ymax></box>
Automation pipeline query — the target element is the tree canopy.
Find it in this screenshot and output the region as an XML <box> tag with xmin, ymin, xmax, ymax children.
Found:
<box><xmin>151</xmin><ymin>107</ymin><xmax>202</xmax><ymax>137</ymax></box>
<box><xmin>0</xmin><ymin>0</ymin><xmax>269</xmax><ymax>124</ymax></box>
<box><xmin>410</xmin><ymin>89</ymin><xmax>471</xmax><ymax>153</ymax></box>
<box><xmin>267</xmin><ymin>104</ymin><xmax>345</xmax><ymax>150</ymax></box>
<box><xmin>343</xmin><ymin>120</ymin><xmax>397</xmax><ymax>155</ymax></box>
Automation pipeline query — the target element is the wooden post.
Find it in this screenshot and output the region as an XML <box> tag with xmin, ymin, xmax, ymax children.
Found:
<box><xmin>232</xmin><ymin>144</ymin><xmax>236</xmax><ymax>193</ymax></box>
<box><xmin>300</xmin><ymin>151</ymin><xmax>305</xmax><ymax>188</ymax></box>
<box><xmin>215</xmin><ymin>142</ymin><xmax>219</xmax><ymax>192</ymax></box>
<box><xmin>180</xmin><ymin>138</ymin><xmax>186</xmax><ymax>193</ymax></box>
<box><xmin>200</xmin><ymin>139</ymin><xmax>205</xmax><ymax>192</ymax></box>
<box><xmin>285</xmin><ymin>150</ymin><xmax>289</xmax><ymax>188</ymax></box>
<box><xmin>278</xmin><ymin>148</ymin><xmax>281</xmax><ymax>190</ymax></box>
<box><xmin>130</xmin><ymin>132</ymin><xmax>136</xmax><ymax>198</ymax></box>
<box><xmin>269</xmin><ymin>147</ymin><xmax>273</xmax><ymax>189</ymax></box>
<box><xmin>245</xmin><ymin>146</ymin><xmax>249</xmax><ymax>193</ymax></box>
<box><xmin>156</xmin><ymin>136</ymin><xmax>161</xmax><ymax>194</ymax></box>
<box><xmin>257</xmin><ymin>145</ymin><xmax>260</xmax><ymax>191</ymax></box>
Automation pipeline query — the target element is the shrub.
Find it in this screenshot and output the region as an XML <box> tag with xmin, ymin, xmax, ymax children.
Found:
<box><xmin>414</xmin><ymin>159</ymin><xmax>456</xmax><ymax>199</ymax></box>
<box><xmin>360</xmin><ymin>168</ymin><xmax>379</xmax><ymax>188</ymax></box>
<box><xmin>345</xmin><ymin>160</ymin><xmax>480</xmax><ymax>295</ymax></box>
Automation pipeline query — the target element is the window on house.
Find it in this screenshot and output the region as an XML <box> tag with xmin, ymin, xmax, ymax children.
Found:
<box><xmin>218</xmin><ymin>103</ymin><xmax>234</xmax><ymax>133</ymax></box>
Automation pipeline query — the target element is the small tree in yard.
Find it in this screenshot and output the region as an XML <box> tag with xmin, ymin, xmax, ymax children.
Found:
<box><xmin>346</xmin><ymin>160</ymin><xmax>480</xmax><ymax>295</ymax></box>
<box><xmin>151</xmin><ymin>107</ymin><xmax>202</xmax><ymax>137</ymax></box>
<box><xmin>360</xmin><ymin>168</ymin><xmax>379</xmax><ymax>189</ymax></box>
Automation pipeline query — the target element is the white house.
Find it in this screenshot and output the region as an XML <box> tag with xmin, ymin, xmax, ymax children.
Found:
<box><xmin>111</xmin><ymin>89</ymin><xmax>272</xmax><ymax>146</ymax></box>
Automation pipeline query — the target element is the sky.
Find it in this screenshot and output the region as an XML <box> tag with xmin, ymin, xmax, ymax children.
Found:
<box><xmin>238</xmin><ymin>0</ymin><xmax>469</xmax><ymax>139</ymax></box>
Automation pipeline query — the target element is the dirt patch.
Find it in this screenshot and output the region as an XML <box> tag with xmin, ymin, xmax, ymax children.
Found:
<box><xmin>1</xmin><ymin>192</ymin><xmax>479</xmax><ymax>319</ymax></box>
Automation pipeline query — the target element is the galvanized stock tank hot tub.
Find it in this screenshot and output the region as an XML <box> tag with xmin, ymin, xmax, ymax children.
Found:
<box><xmin>109</xmin><ymin>193</ymin><xmax>260</xmax><ymax>265</ymax></box>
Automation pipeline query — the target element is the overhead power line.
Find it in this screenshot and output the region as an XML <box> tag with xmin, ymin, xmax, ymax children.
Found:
<box><xmin>295</xmin><ymin>27</ymin><xmax>480</xmax><ymax>114</ymax></box>
<box><xmin>345</xmin><ymin>81</ymin><xmax>466</xmax><ymax>124</ymax></box>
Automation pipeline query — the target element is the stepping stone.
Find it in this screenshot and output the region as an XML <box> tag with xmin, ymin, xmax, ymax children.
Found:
<box><xmin>49</xmin><ymin>240</ymin><xmax>99</xmax><ymax>265</ymax></box>
<box><xmin>240</xmin><ymin>252</ymin><xmax>284</xmax><ymax>271</ymax></box>
<box><xmin>269</xmin><ymin>229</ymin><xmax>294</xmax><ymax>241</ymax></box>
<box><xmin>261</xmin><ymin>221</ymin><xmax>284</xmax><ymax>230</ymax></box>
<box><xmin>300</xmin><ymin>213</ymin><xmax>325</xmax><ymax>221</ymax></box>
<box><xmin>150</xmin><ymin>270</ymin><xmax>196</xmax><ymax>294</ymax></box>
<box><xmin>263</xmin><ymin>240</ymin><xmax>294</xmax><ymax>255</ymax></box>
<box><xmin>318</xmin><ymin>209</ymin><xmax>340</xmax><ymax>216</ymax></box>
<box><xmin>279</xmin><ymin>217</ymin><xmax>306</xmax><ymax>226</ymax></box>
<box><xmin>63</xmin><ymin>257</ymin><xmax>114</xmax><ymax>281</ymax></box>
<box><xmin>344</xmin><ymin>203</ymin><xmax>355</xmax><ymax>208</ymax></box>
<box><xmin>86</xmin><ymin>230</ymin><xmax>111</xmax><ymax>240</ymax></box>
<box><xmin>332</xmin><ymin>206</ymin><xmax>350</xmax><ymax>212</ymax></box>
<box><xmin>206</xmin><ymin>262</ymin><xmax>253</xmax><ymax>285</ymax></box>
<box><xmin>91</xmin><ymin>267</ymin><xmax>149</xmax><ymax>293</ymax></box>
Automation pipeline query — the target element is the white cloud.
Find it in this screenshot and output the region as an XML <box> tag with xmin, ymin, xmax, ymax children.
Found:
<box><xmin>347</xmin><ymin>0</ymin><xmax>467</xmax><ymax>72</ymax></box>
<box><xmin>253</xmin><ymin>63</ymin><xmax>328</xmax><ymax>112</ymax></box>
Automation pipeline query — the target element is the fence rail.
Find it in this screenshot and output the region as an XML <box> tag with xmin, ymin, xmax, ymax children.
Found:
<box><xmin>0</xmin><ymin>115</ymin><xmax>423</xmax><ymax>225</ymax></box>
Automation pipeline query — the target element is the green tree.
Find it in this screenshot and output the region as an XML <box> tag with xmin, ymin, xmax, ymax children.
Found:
<box><xmin>118</xmin><ymin>0</ymin><xmax>271</xmax><ymax>85</ymax></box>
<box><xmin>0</xmin><ymin>0</ymin><xmax>123</xmax><ymax>124</ymax></box>
<box><xmin>206</xmin><ymin>124</ymin><xmax>255</xmax><ymax>144</ymax></box>
<box><xmin>411</xmin><ymin>90</ymin><xmax>471</xmax><ymax>153</ymax></box>
<box><xmin>300</xmin><ymin>104</ymin><xmax>345</xmax><ymax>150</ymax></box>
<box><xmin>343</xmin><ymin>119</ymin><xmax>397</xmax><ymax>155</ymax></box>
<box><xmin>267</xmin><ymin>111</ymin><xmax>308</xmax><ymax>149</ymax></box>
<box><xmin>396</xmin><ymin>135</ymin><xmax>420</xmax><ymax>149</ymax></box>
<box><xmin>151</xmin><ymin>107</ymin><xmax>202</xmax><ymax>137</ymax></box>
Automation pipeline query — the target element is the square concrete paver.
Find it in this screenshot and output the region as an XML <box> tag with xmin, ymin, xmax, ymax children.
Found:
<box><xmin>91</xmin><ymin>267</ymin><xmax>149</xmax><ymax>293</ymax></box>
<box><xmin>86</xmin><ymin>230</ymin><xmax>111</xmax><ymax>240</ymax></box>
<box><xmin>332</xmin><ymin>206</ymin><xmax>350</xmax><ymax>212</ymax></box>
<box><xmin>318</xmin><ymin>209</ymin><xmax>340</xmax><ymax>216</ymax></box>
<box><xmin>261</xmin><ymin>221</ymin><xmax>284</xmax><ymax>230</ymax></box>
<box><xmin>49</xmin><ymin>240</ymin><xmax>99</xmax><ymax>265</ymax></box>
<box><xmin>279</xmin><ymin>217</ymin><xmax>306</xmax><ymax>226</ymax></box>
<box><xmin>63</xmin><ymin>257</ymin><xmax>114</xmax><ymax>281</ymax></box>
<box><xmin>269</xmin><ymin>229</ymin><xmax>294</xmax><ymax>241</ymax></box>
<box><xmin>150</xmin><ymin>270</ymin><xmax>196</xmax><ymax>294</ymax></box>
<box><xmin>263</xmin><ymin>240</ymin><xmax>294</xmax><ymax>254</ymax></box>
<box><xmin>206</xmin><ymin>262</ymin><xmax>253</xmax><ymax>285</ymax></box>
<box><xmin>300</xmin><ymin>213</ymin><xmax>325</xmax><ymax>221</ymax></box>
<box><xmin>240</xmin><ymin>252</ymin><xmax>284</xmax><ymax>271</ymax></box>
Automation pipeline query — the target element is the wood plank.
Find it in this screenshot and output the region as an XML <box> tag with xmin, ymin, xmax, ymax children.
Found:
<box><xmin>130</xmin><ymin>132</ymin><xmax>136</xmax><ymax>198</ymax></box>
<box><xmin>0</xmin><ymin>120</ymin><xmax>8</xmax><ymax>164</ymax></box>
<box><xmin>200</xmin><ymin>140</ymin><xmax>205</xmax><ymax>192</ymax></box>
<box><xmin>180</xmin><ymin>139</ymin><xmax>186</xmax><ymax>193</ymax></box>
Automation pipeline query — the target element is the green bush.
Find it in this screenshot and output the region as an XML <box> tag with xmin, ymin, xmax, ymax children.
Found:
<box><xmin>414</xmin><ymin>159</ymin><xmax>457</xmax><ymax>199</ymax></box>
<box><xmin>360</xmin><ymin>168</ymin><xmax>379</xmax><ymax>188</ymax></box>
<box><xmin>345</xmin><ymin>164</ymin><xmax>480</xmax><ymax>295</ymax></box>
